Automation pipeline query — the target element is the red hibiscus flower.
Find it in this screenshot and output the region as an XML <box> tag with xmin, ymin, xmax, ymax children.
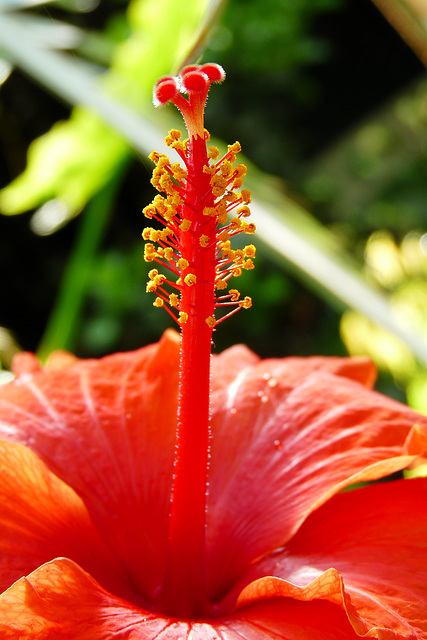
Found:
<box><xmin>0</xmin><ymin>64</ymin><xmax>427</xmax><ymax>639</ymax></box>
<box><xmin>0</xmin><ymin>332</ymin><xmax>426</xmax><ymax>638</ymax></box>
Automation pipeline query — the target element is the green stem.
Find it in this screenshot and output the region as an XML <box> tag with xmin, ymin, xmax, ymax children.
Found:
<box><xmin>37</xmin><ymin>165</ymin><xmax>126</xmax><ymax>361</ymax></box>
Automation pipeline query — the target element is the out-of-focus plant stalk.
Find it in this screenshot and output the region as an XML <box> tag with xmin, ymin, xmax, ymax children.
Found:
<box><xmin>37</xmin><ymin>167</ymin><xmax>125</xmax><ymax>361</ymax></box>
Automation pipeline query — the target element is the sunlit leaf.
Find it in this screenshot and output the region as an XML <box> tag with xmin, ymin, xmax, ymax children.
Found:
<box><xmin>371</xmin><ymin>0</ymin><xmax>427</xmax><ymax>68</ymax></box>
<box><xmin>1</xmin><ymin>12</ymin><xmax>82</xmax><ymax>49</ymax></box>
<box><xmin>0</xmin><ymin>0</ymin><xmax>54</xmax><ymax>8</ymax></box>
<box><xmin>0</xmin><ymin>0</ymin><xmax>218</xmax><ymax>223</ymax></box>
<box><xmin>247</xmin><ymin>188</ymin><xmax>427</xmax><ymax>369</ymax></box>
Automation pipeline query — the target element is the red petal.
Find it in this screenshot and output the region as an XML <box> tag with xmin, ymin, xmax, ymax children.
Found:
<box><xmin>224</xmin><ymin>598</ymin><xmax>361</xmax><ymax>640</ymax></box>
<box><xmin>11</xmin><ymin>352</ymin><xmax>42</xmax><ymax>376</ymax></box>
<box><xmin>238</xmin><ymin>478</ymin><xmax>427</xmax><ymax>639</ymax></box>
<box><xmin>0</xmin><ymin>439</ymin><xmax>134</xmax><ymax>601</ymax></box>
<box><xmin>206</xmin><ymin>354</ymin><xmax>427</xmax><ymax>601</ymax></box>
<box><xmin>0</xmin><ymin>558</ymin><xmax>172</xmax><ymax>639</ymax></box>
<box><xmin>0</xmin><ymin>558</ymin><xmax>360</xmax><ymax>640</ymax></box>
<box><xmin>0</xmin><ymin>330</ymin><xmax>180</xmax><ymax>603</ymax></box>
<box><xmin>211</xmin><ymin>351</ymin><xmax>377</xmax><ymax>393</ymax></box>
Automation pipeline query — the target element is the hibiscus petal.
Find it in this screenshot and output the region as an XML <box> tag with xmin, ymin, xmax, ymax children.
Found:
<box><xmin>211</xmin><ymin>352</ymin><xmax>377</xmax><ymax>395</ymax></box>
<box><xmin>0</xmin><ymin>558</ymin><xmax>174</xmax><ymax>639</ymax></box>
<box><xmin>223</xmin><ymin>597</ymin><xmax>361</xmax><ymax>640</ymax></box>
<box><xmin>0</xmin><ymin>330</ymin><xmax>180</xmax><ymax>604</ymax></box>
<box><xmin>207</xmin><ymin>356</ymin><xmax>427</xmax><ymax>602</ymax></box>
<box><xmin>0</xmin><ymin>438</ymin><xmax>134</xmax><ymax>602</ymax></box>
<box><xmin>0</xmin><ymin>557</ymin><xmax>361</xmax><ymax>640</ymax></box>
<box><xmin>238</xmin><ymin>477</ymin><xmax>427</xmax><ymax>639</ymax></box>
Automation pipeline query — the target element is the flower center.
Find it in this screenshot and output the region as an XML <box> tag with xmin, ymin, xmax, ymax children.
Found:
<box><xmin>143</xmin><ymin>63</ymin><xmax>255</xmax><ymax>618</ymax></box>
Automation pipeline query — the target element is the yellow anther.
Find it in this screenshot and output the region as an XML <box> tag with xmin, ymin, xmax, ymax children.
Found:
<box><xmin>146</xmin><ymin>281</ymin><xmax>157</xmax><ymax>293</ymax></box>
<box><xmin>216</xmin><ymin>197</ymin><xmax>228</xmax><ymax>213</ymax></box>
<box><xmin>164</xmin><ymin>247</ymin><xmax>174</xmax><ymax>261</ymax></box>
<box><xmin>154</xmin><ymin>274</ymin><xmax>166</xmax><ymax>286</ymax></box>
<box><xmin>179</xmin><ymin>311</ymin><xmax>188</xmax><ymax>324</ymax></box>
<box><xmin>240</xmin><ymin>190</ymin><xmax>252</xmax><ymax>204</ymax></box>
<box><xmin>230</xmin><ymin>217</ymin><xmax>243</xmax><ymax>230</ymax></box>
<box><xmin>160</xmin><ymin>228</ymin><xmax>174</xmax><ymax>241</ymax></box>
<box><xmin>142</xmin><ymin>228</ymin><xmax>152</xmax><ymax>240</ymax></box>
<box><xmin>219</xmin><ymin>229</ymin><xmax>230</xmax><ymax>242</ymax></box>
<box><xmin>228</xmin><ymin>142</ymin><xmax>241</xmax><ymax>154</ymax></box>
<box><xmin>243</xmin><ymin>222</ymin><xmax>256</xmax><ymax>234</ymax></box>
<box><xmin>180</xmin><ymin>219</ymin><xmax>192</xmax><ymax>232</ymax></box>
<box><xmin>184</xmin><ymin>273</ymin><xmax>197</xmax><ymax>287</ymax></box>
<box><xmin>148</xmin><ymin>150</ymin><xmax>162</xmax><ymax>164</ymax></box>
<box><xmin>148</xmin><ymin>269</ymin><xmax>159</xmax><ymax>279</ymax></box>
<box><xmin>199</xmin><ymin>234</ymin><xmax>209</xmax><ymax>248</ymax></box>
<box><xmin>159</xmin><ymin>173</ymin><xmax>175</xmax><ymax>195</ymax></box>
<box><xmin>153</xmin><ymin>195</ymin><xmax>167</xmax><ymax>214</ymax></box>
<box><xmin>156</xmin><ymin>152</ymin><xmax>170</xmax><ymax>166</ymax></box>
<box><xmin>220</xmin><ymin>161</ymin><xmax>232</xmax><ymax>177</ymax></box>
<box><xmin>243</xmin><ymin>259</ymin><xmax>255</xmax><ymax>270</ymax></box>
<box><xmin>205</xmin><ymin>316</ymin><xmax>216</xmax><ymax>328</ymax></box>
<box><xmin>233</xmin><ymin>267</ymin><xmax>242</xmax><ymax>277</ymax></box>
<box><xmin>211</xmin><ymin>175</ymin><xmax>227</xmax><ymax>197</ymax></box>
<box><xmin>204</xmin><ymin>129</ymin><xmax>211</xmax><ymax>141</ymax></box>
<box><xmin>171</xmin><ymin>163</ymin><xmax>187</xmax><ymax>182</ymax></box>
<box><xmin>144</xmin><ymin>243</ymin><xmax>156</xmax><ymax>260</ymax></box>
<box><xmin>203</xmin><ymin>165</ymin><xmax>216</xmax><ymax>176</ymax></box>
<box><xmin>153</xmin><ymin>297</ymin><xmax>164</xmax><ymax>307</ymax></box>
<box><xmin>244</xmin><ymin>244</ymin><xmax>256</xmax><ymax>258</ymax></box>
<box><xmin>164</xmin><ymin>129</ymin><xmax>182</xmax><ymax>146</ymax></box>
<box><xmin>233</xmin><ymin>178</ymin><xmax>244</xmax><ymax>189</ymax></box>
<box><xmin>177</xmin><ymin>258</ymin><xmax>189</xmax><ymax>271</ymax></box>
<box><xmin>222</xmin><ymin>247</ymin><xmax>236</xmax><ymax>260</ymax></box>
<box><xmin>229</xmin><ymin>289</ymin><xmax>240</xmax><ymax>301</ymax></box>
<box><xmin>216</xmin><ymin>279</ymin><xmax>228</xmax><ymax>290</ymax></box>
<box><xmin>151</xmin><ymin>161</ymin><xmax>170</xmax><ymax>190</ymax></box>
<box><xmin>208</xmin><ymin>146</ymin><xmax>220</xmax><ymax>160</ymax></box>
<box><xmin>171</xmin><ymin>140</ymin><xmax>185</xmax><ymax>153</ymax></box>
<box><xmin>237</xmin><ymin>206</ymin><xmax>251</xmax><ymax>218</ymax></box>
<box><xmin>169</xmin><ymin>293</ymin><xmax>180</xmax><ymax>308</ymax></box>
<box><xmin>170</xmin><ymin>192</ymin><xmax>183</xmax><ymax>208</ymax></box>
<box><xmin>203</xmin><ymin>207</ymin><xmax>217</xmax><ymax>218</ymax></box>
<box><xmin>233</xmin><ymin>164</ymin><xmax>247</xmax><ymax>179</ymax></box>
<box><xmin>142</xmin><ymin>204</ymin><xmax>156</xmax><ymax>219</ymax></box>
<box><xmin>217</xmin><ymin>206</ymin><xmax>228</xmax><ymax>224</ymax></box>
<box><xmin>241</xmin><ymin>296</ymin><xmax>252</xmax><ymax>309</ymax></box>
<box><xmin>163</xmin><ymin>208</ymin><xmax>177</xmax><ymax>223</ymax></box>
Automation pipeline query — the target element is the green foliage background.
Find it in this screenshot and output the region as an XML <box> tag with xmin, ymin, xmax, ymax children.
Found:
<box><xmin>1</xmin><ymin>0</ymin><xmax>427</xmax><ymax>410</ymax></box>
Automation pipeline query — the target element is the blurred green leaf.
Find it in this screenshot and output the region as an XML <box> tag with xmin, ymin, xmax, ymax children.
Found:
<box><xmin>246</xmin><ymin>183</ymin><xmax>427</xmax><ymax>368</ymax></box>
<box><xmin>371</xmin><ymin>0</ymin><xmax>427</xmax><ymax>68</ymax></box>
<box><xmin>36</xmin><ymin>164</ymin><xmax>126</xmax><ymax>360</ymax></box>
<box><xmin>0</xmin><ymin>0</ymin><xmax>221</xmax><ymax>225</ymax></box>
<box><xmin>3</xmin><ymin>0</ymin><xmax>427</xmax><ymax>375</ymax></box>
<box><xmin>0</xmin><ymin>108</ymin><xmax>128</xmax><ymax>223</ymax></box>
<box><xmin>405</xmin><ymin>463</ymin><xmax>427</xmax><ymax>478</ymax></box>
